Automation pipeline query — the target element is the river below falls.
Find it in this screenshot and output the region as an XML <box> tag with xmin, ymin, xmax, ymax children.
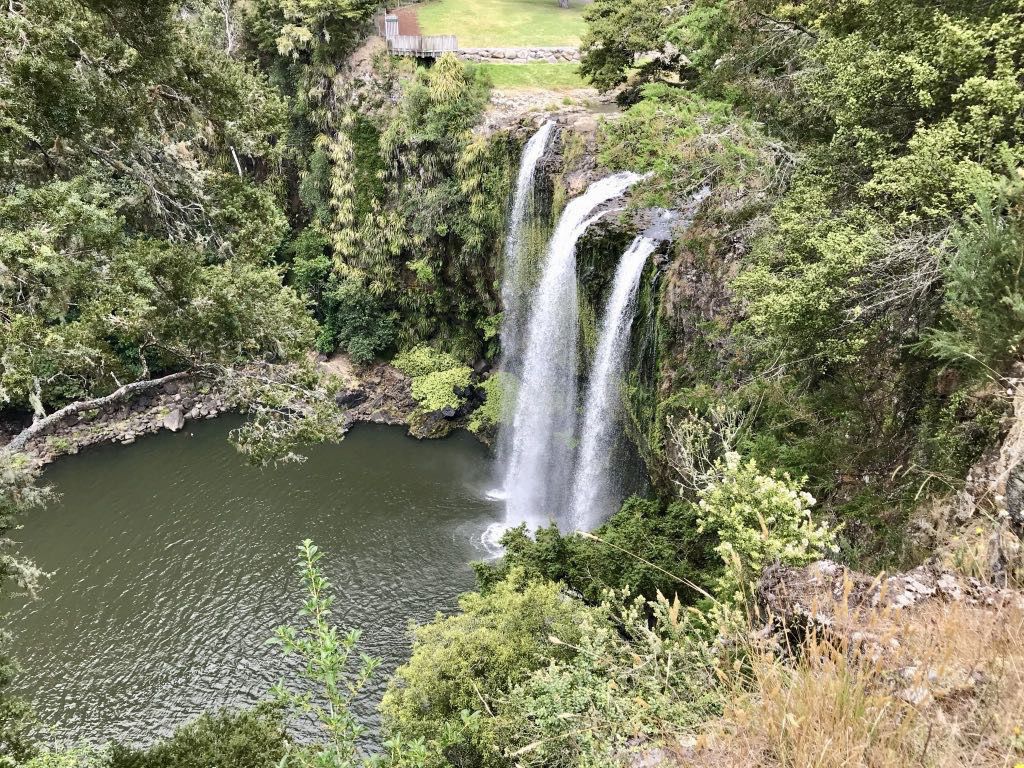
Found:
<box><xmin>5</xmin><ymin>417</ymin><xmax>499</xmax><ymax>746</ymax></box>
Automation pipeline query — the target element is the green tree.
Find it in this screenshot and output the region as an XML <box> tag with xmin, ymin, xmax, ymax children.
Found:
<box><xmin>579</xmin><ymin>0</ymin><xmax>687</xmax><ymax>91</ymax></box>
<box><xmin>1</xmin><ymin>0</ymin><xmax>312</xmax><ymax>415</ymax></box>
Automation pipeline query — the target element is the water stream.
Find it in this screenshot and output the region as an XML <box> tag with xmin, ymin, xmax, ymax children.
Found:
<box><xmin>570</xmin><ymin>236</ymin><xmax>657</xmax><ymax>530</ymax></box>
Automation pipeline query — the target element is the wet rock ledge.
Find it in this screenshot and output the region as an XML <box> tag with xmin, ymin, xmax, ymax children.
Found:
<box><xmin>1</xmin><ymin>359</ymin><xmax>420</xmax><ymax>470</ymax></box>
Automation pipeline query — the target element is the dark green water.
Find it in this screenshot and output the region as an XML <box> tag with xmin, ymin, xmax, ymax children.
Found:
<box><xmin>6</xmin><ymin>418</ymin><xmax>498</xmax><ymax>745</ymax></box>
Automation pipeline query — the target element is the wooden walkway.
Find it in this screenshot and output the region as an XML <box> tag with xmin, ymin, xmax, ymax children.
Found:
<box><xmin>377</xmin><ymin>9</ymin><xmax>458</xmax><ymax>59</ymax></box>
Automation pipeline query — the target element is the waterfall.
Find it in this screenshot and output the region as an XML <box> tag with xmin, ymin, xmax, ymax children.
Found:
<box><xmin>501</xmin><ymin>172</ymin><xmax>643</xmax><ymax>529</ymax></box>
<box><xmin>570</xmin><ymin>236</ymin><xmax>657</xmax><ymax>530</ymax></box>
<box><xmin>498</xmin><ymin>121</ymin><xmax>556</xmax><ymax>381</ymax></box>
<box><xmin>492</xmin><ymin>122</ymin><xmax>555</xmax><ymax>486</ymax></box>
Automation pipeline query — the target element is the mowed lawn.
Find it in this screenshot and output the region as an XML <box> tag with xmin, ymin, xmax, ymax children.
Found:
<box><xmin>417</xmin><ymin>0</ymin><xmax>589</xmax><ymax>47</ymax></box>
<box><xmin>476</xmin><ymin>62</ymin><xmax>586</xmax><ymax>90</ymax></box>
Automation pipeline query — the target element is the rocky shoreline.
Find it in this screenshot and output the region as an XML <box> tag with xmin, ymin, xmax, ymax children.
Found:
<box><xmin>1</xmin><ymin>358</ymin><xmax>424</xmax><ymax>470</ymax></box>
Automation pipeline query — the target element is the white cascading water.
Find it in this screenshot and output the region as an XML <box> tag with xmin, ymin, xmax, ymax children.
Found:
<box><xmin>489</xmin><ymin>122</ymin><xmax>556</xmax><ymax>499</ymax></box>
<box><xmin>570</xmin><ymin>236</ymin><xmax>657</xmax><ymax>530</ymax></box>
<box><xmin>497</xmin><ymin>120</ymin><xmax>555</xmax><ymax>382</ymax></box>
<box><xmin>501</xmin><ymin>172</ymin><xmax>644</xmax><ymax>530</ymax></box>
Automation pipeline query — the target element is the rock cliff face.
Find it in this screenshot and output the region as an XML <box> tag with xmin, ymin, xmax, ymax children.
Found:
<box><xmin>931</xmin><ymin>373</ymin><xmax>1024</xmax><ymax>585</ymax></box>
<box><xmin>962</xmin><ymin>372</ymin><xmax>1024</xmax><ymax>537</ymax></box>
<box><xmin>7</xmin><ymin>378</ymin><xmax>239</xmax><ymax>468</ymax></box>
<box><xmin>658</xmin><ymin>225</ymin><xmax>743</xmax><ymax>391</ymax></box>
<box><xmin>758</xmin><ymin>559</ymin><xmax>1024</xmax><ymax>635</ymax></box>
<box><xmin>757</xmin><ymin>373</ymin><xmax>1024</xmax><ymax>629</ymax></box>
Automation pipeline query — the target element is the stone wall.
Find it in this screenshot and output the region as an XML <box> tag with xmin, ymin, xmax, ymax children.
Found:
<box><xmin>457</xmin><ymin>46</ymin><xmax>580</xmax><ymax>64</ymax></box>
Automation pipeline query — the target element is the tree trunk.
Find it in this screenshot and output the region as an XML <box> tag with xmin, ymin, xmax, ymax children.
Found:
<box><xmin>558</xmin><ymin>0</ymin><xmax>569</xmax><ymax>7</ymax></box>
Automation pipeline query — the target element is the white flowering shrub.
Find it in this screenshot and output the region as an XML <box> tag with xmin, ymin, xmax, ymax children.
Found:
<box><xmin>697</xmin><ymin>452</ymin><xmax>837</xmax><ymax>605</ymax></box>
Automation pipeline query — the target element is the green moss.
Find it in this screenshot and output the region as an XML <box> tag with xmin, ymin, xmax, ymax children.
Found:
<box><xmin>46</xmin><ymin>436</ymin><xmax>73</xmax><ymax>455</ymax></box>
<box><xmin>578</xmin><ymin>291</ymin><xmax>598</xmax><ymax>367</ymax></box>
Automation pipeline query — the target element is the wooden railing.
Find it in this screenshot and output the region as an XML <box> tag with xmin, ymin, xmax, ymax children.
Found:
<box><xmin>375</xmin><ymin>9</ymin><xmax>458</xmax><ymax>59</ymax></box>
<box><xmin>387</xmin><ymin>34</ymin><xmax>458</xmax><ymax>57</ymax></box>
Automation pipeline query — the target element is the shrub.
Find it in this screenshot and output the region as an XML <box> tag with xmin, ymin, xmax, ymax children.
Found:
<box><xmin>393</xmin><ymin>345</ymin><xmax>463</xmax><ymax>378</ymax></box>
<box><xmin>467</xmin><ymin>373</ymin><xmax>511</xmax><ymax>435</ymax></box>
<box><xmin>320</xmin><ymin>279</ymin><xmax>398</xmax><ymax>363</ymax></box>
<box><xmin>394</xmin><ymin>345</ymin><xmax>475</xmax><ymax>419</ymax></box>
<box><xmin>598</xmin><ymin>85</ymin><xmax>780</xmax><ymax>208</ymax></box>
<box><xmin>496</xmin><ymin>592</ymin><xmax>721</xmax><ymax>768</ymax></box>
<box><xmin>104</xmin><ymin>706</ymin><xmax>287</xmax><ymax>768</ymax></box>
<box><xmin>381</xmin><ymin>572</ymin><xmax>592</xmax><ymax>768</ymax></box>
<box><xmin>268</xmin><ymin>540</ymin><xmax>379</xmax><ymax>767</ymax></box>
<box><xmin>410</xmin><ymin>368</ymin><xmax>472</xmax><ymax>414</ymax></box>
<box><xmin>476</xmin><ymin>496</ymin><xmax>718</xmax><ymax>605</ymax></box>
<box><xmin>697</xmin><ymin>453</ymin><xmax>837</xmax><ymax>605</ymax></box>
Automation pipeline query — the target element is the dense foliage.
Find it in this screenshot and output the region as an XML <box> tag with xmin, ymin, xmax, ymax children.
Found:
<box><xmin>103</xmin><ymin>707</ymin><xmax>287</xmax><ymax>768</ymax></box>
<box><xmin>5</xmin><ymin>0</ymin><xmax>1024</xmax><ymax>766</ymax></box>
<box><xmin>0</xmin><ymin>0</ymin><xmax>314</xmax><ymax>413</ymax></box>
<box><xmin>381</xmin><ymin>572</ymin><xmax>590</xmax><ymax>768</ymax></box>
<box><xmin>587</xmin><ymin>0</ymin><xmax>1024</xmax><ymax>566</ymax></box>
<box><xmin>476</xmin><ymin>496</ymin><xmax>718</xmax><ymax>604</ymax></box>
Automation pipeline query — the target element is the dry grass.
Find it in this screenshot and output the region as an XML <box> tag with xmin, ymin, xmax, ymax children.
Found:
<box><xmin>690</xmin><ymin>596</ymin><xmax>1024</xmax><ymax>768</ymax></box>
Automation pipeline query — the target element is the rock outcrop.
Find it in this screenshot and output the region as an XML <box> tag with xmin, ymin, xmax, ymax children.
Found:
<box><xmin>3</xmin><ymin>356</ymin><xmax>424</xmax><ymax>469</ymax></box>
<box><xmin>757</xmin><ymin>559</ymin><xmax>1024</xmax><ymax>637</ymax></box>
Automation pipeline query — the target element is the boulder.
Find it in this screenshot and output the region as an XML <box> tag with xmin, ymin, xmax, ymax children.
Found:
<box><xmin>163</xmin><ymin>408</ymin><xmax>186</xmax><ymax>432</ymax></box>
<box><xmin>572</xmin><ymin>115</ymin><xmax>599</xmax><ymax>133</ymax></box>
<box><xmin>409</xmin><ymin>409</ymin><xmax>454</xmax><ymax>439</ymax></box>
<box><xmin>335</xmin><ymin>388</ymin><xmax>369</xmax><ymax>408</ymax></box>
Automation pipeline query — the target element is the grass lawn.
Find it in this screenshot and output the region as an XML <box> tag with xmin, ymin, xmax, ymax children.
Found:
<box><xmin>416</xmin><ymin>0</ymin><xmax>589</xmax><ymax>48</ymax></box>
<box><xmin>476</xmin><ymin>62</ymin><xmax>587</xmax><ymax>90</ymax></box>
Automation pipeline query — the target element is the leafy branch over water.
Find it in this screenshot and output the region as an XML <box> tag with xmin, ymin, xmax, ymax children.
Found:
<box><xmin>269</xmin><ymin>540</ymin><xmax>381</xmax><ymax>768</ymax></box>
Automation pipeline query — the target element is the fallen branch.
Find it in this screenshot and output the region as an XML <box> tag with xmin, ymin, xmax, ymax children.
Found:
<box><xmin>1</xmin><ymin>371</ymin><xmax>196</xmax><ymax>457</ymax></box>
